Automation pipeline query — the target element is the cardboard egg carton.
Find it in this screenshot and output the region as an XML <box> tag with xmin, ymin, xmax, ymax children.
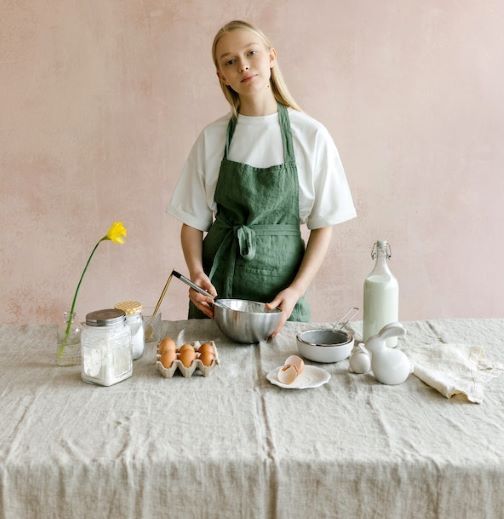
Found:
<box><xmin>156</xmin><ymin>340</ymin><xmax>219</xmax><ymax>378</ymax></box>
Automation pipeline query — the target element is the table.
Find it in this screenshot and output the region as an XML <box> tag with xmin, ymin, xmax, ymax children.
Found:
<box><xmin>1</xmin><ymin>319</ymin><xmax>504</xmax><ymax>519</ymax></box>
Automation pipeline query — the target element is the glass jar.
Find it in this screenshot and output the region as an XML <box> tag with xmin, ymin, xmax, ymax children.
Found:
<box><xmin>80</xmin><ymin>309</ymin><xmax>132</xmax><ymax>386</ymax></box>
<box><xmin>363</xmin><ymin>240</ymin><xmax>399</xmax><ymax>347</ymax></box>
<box><xmin>142</xmin><ymin>306</ymin><xmax>162</xmax><ymax>343</ymax></box>
<box><xmin>56</xmin><ymin>311</ymin><xmax>81</xmax><ymax>366</ymax></box>
<box><xmin>114</xmin><ymin>300</ymin><xmax>144</xmax><ymax>360</ymax></box>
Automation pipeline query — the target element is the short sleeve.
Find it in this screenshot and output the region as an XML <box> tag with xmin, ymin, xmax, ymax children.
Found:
<box><xmin>306</xmin><ymin>126</ymin><xmax>357</xmax><ymax>229</ymax></box>
<box><xmin>166</xmin><ymin>131</ymin><xmax>214</xmax><ymax>232</ymax></box>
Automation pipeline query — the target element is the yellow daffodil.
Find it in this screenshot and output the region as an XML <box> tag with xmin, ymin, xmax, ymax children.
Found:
<box><xmin>57</xmin><ymin>221</ymin><xmax>128</xmax><ymax>362</ymax></box>
<box><xmin>105</xmin><ymin>221</ymin><xmax>127</xmax><ymax>244</ymax></box>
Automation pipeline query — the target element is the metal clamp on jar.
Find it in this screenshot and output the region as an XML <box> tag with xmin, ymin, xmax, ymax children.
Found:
<box><xmin>81</xmin><ymin>309</ymin><xmax>132</xmax><ymax>386</ymax></box>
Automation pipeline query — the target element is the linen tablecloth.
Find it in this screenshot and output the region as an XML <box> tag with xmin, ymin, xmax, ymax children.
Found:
<box><xmin>1</xmin><ymin>319</ymin><xmax>503</xmax><ymax>519</ymax></box>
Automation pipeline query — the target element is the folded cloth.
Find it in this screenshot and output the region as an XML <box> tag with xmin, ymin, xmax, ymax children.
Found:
<box><xmin>406</xmin><ymin>342</ymin><xmax>504</xmax><ymax>404</ymax></box>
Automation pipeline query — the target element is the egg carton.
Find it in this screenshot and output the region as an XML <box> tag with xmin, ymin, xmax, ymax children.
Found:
<box><xmin>156</xmin><ymin>340</ymin><xmax>220</xmax><ymax>378</ymax></box>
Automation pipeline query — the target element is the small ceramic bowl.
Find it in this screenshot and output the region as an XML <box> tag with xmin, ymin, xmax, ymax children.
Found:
<box><xmin>296</xmin><ymin>329</ymin><xmax>354</xmax><ymax>363</ymax></box>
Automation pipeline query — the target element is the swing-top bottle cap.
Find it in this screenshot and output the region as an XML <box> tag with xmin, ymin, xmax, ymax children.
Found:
<box><xmin>371</xmin><ymin>240</ymin><xmax>391</xmax><ymax>259</ymax></box>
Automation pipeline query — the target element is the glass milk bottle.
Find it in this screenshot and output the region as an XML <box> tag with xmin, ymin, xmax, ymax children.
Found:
<box><xmin>363</xmin><ymin>240</ymin><xmax>399</xmax><ymax>347</ymax></box>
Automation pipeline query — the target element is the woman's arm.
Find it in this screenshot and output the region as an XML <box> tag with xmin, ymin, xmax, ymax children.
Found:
<box><xmin>180</xmin><ymin>224</ymin><xmax>217</xmax><ymax>318</ymax></box>
<box><xmin>267</xmin><ymin>226</ymin><xmax>333</xmax><ymax>336</ymax></box>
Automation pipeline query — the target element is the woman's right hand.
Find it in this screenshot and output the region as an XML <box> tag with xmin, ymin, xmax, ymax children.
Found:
<box><xmin>189</xmin><ymin>271</ymin><xmax>217</xmax><ymax>319</ymax></box>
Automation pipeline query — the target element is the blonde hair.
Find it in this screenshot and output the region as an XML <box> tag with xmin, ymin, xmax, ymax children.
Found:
<box><xmin>212</xmin><ymin>20</ymin><xmax>301</xmax><ymax>117</ymax></box>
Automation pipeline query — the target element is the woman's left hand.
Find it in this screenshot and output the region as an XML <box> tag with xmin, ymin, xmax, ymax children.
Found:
<box><xmin>266</xmin><ymin>287</ymin><xmax>302</xmax><ymax>338</ymax></box>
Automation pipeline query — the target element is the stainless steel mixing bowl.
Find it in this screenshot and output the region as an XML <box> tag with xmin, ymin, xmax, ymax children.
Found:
<box><xmin>214</xmin><ymin>299</ymin><xmax>282</xmax><ymax>344</ymax></box>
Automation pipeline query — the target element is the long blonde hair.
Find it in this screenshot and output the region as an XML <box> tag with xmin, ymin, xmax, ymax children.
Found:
<box><xmin>211</xmin><ymin>20</ymin><xmax>301</xmax><ymax>117</ymax></box>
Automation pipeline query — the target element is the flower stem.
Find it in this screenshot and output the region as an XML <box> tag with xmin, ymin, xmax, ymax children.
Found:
<box><xmin>57</xmin><ymin>237</ymin><xmax>106</xmax><ymax>359</ymax></box>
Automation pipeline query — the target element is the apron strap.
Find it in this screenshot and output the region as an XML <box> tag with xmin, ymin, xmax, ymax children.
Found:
<box><xmin>224</xmin><ymin>115</ymin><xmax>238</xmax><ymax>159</ymax></box>
<box><xmin>277</xmin><ymin>103</ymin><xmax>296</xmax><ymax>163</ymax></box>
<box><xmin>223</xmin><ymin>103</ymin><xmax>295</xmax><ymax>163</ymax></box>
<box><xmin>209</xmin><ymin>219</ymin><xmax>300</xmax><ymax>298</ymax></box>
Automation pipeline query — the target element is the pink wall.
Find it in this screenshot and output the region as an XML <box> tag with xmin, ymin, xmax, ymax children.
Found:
<box><xmin>1</xmin><ymin>0</ymin><xmax>503</xmax><ymax>325</ymax></box>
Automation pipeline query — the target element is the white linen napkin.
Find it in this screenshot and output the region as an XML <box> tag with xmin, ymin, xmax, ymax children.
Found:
<box><xmin>405</xmin><ymin>342</ymin><xmax>504</xmax><ymax>403</ymax></box>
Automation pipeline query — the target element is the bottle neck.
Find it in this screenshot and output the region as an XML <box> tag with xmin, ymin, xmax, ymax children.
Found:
<box><xmin>372</xmin><ymin>250</ymin><xmax>392</xmax><ymax>275</ymax></box>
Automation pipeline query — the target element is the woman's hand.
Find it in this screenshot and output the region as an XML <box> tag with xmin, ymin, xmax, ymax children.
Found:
<box><xmin>266</xmin><ymin>286</ymin><xmax>302</xmax><ymax>338</ymax></box>
<box><xmin>189</xmin><ymin>271</ymin><xmax>217</xmax><ymax>319</ymax></box>
<box><xmin>180</xmin><ymin>224</ymin><xmax>217</xmax><ymax>318</ymax></box>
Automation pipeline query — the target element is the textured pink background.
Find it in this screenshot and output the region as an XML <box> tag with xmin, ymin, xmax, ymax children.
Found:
<box><xmin>1</xmin><ymin>1</ymin><xmax>503</xmax><ymax>325</ymax></box>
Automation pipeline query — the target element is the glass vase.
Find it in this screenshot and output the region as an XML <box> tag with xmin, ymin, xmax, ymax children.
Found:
<box><xmin>56</xmin><ymin>311</ymin><xmax>82</xmax><ymax>366</ymax></box>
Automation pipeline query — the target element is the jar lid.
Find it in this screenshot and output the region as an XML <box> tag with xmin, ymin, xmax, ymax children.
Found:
<box><xmin>114</xmin><ymin>300</ymin><xmax>142</xmax><ymax>315</ymax></box>
<box><xmin>86</xmin><ymin>308</ymin><xmax>126</xmax><ymax>327</ymax></box>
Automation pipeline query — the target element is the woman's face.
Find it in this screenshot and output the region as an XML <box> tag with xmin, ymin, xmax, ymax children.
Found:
<box><xmin>215</xmin><ymin>29</ymin><xmax>276</xmax><ymax>98</ymax></box>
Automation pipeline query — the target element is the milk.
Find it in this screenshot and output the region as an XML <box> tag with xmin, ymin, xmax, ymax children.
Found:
<box><xmin>363</xmin><ymin>241</ymin><xmax>399</xmax><ymax>347</ymax></box>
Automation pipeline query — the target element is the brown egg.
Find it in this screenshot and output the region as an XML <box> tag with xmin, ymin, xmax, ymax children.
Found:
<box><xmin>159</xmin><ymin>337</ymin><xmax>176</xmax><ymax>354</ymax></box>
<box><xmin>160</xmin><ymin>350</ymin><xmax>176</xmax><ymax>368</ymax></box>
<box><xmin>179</xmin><ymin>343</ymin><xmax>195</xmax><ymax>354</ymax></box>
<box><xmin>199</xmin><ymin>351</ymin><xmax>215</xmax><ymax>367</ymax></box>
<box><xmin>179</xmin><ymin>349</ymin><xmax>196</xmax><ymax>368</ymax></box>
<box><xmin>198</xmin><ymin>342</ymin><xmax>214</xmax><ymax>356</ymax></box>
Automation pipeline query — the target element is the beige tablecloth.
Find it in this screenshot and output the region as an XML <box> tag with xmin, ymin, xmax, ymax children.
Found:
<box><xmin>1</xmin><ymin>319</ymin><xmax>504</xmax><ymax>519</ymax></box>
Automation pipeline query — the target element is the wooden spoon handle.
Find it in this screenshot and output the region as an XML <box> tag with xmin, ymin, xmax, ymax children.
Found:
<box><xmin>149</xmin><ymin>271</ymin><xmax>173</xmax><ymax>322</ymax></box>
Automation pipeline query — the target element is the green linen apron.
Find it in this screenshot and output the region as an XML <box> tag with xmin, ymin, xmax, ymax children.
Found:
<box><xmin>188</xmin><ymin>103</ymin><xmax>310</xmax><ymax>322</ymax></box>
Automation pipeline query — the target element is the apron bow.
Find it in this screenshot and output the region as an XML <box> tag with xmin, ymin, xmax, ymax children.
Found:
<box><xmin>208</xmin><ymin>218</ymin><xmax>300</xmax><ymax>299</ymax></box>
<box><xmin>234</xmin><ymin>224</ymin><xmax>256</xmax><ymax>261</ymax></box>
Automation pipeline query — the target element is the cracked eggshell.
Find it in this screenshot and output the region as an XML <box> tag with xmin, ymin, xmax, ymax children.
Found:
<box><xmin>278</xmin><ymin>364</ymin><xmax>299</xmax><ymax>385</ymax></box>
<box><xmin>277</xmin><ymin>355</ymin><xmax>305</xmax><ymax>384</ymax></box>
<box><xmin>284</xmin><ymin>355</ymin><xmax>304</xmax><ymax>375</ymax></box>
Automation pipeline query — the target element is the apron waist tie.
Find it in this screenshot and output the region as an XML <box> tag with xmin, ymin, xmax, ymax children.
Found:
<box><xmin>209</xmin><ymin>221</ymin><xmax>300</xmax><ymax>298</ymax></box>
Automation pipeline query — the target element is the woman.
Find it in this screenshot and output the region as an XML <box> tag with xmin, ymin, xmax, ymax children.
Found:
<box><xmin>168</xmin><ymin>20</ymin><xmax>356</xmax><ymax>336</ymax></box>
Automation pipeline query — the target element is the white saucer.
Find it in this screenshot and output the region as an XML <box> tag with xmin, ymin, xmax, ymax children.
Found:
<box><xmin>266</xmin><ymin>365</ymin><xmax>330</xmax><ymax>389</ymax></box>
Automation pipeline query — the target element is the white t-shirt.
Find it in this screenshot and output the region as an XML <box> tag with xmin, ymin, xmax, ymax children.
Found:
<box><xmin>167</xmin><ymin>108</ymin><xmax>357</xmax><ymax>231</ymax></box>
